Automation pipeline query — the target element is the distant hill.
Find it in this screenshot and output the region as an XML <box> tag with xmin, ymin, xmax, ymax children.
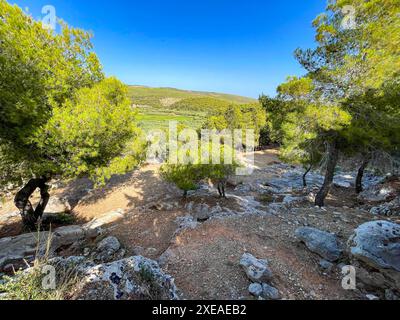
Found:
<box><xmin>128</xmin><ymin>85</ymin><xmax>258</xmax><ymax>131</ymax></box>
<box><xmin>128</xmin><ymin>85</ymin><xmax>257</xmax><ymax>107</ymax></box>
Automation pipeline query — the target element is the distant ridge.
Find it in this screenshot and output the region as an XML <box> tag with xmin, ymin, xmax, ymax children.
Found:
<box><xmin>128</xmin><ymin>85</ymin><xmax>257</xmax><ymax>105</ymax></box>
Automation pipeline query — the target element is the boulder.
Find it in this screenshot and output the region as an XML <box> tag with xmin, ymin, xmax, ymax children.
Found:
<box><xmin>240</xmin><ymin>253</ymin><xmax>273</xmax><ymax>283</ymax></box>
<box><xmin>71</xmin><ymin>256</ymin><xmax>179</xmax><ymax>300</ymax></box>
<box><xmin>348</xmin><ymin>221</ymin><xmax>400</xmax><ymax>272</ymax></box>
<box><xmin>93</xmin><ymin>236</ymin><xmax>122</xmax><ymax>263</ymax></box>
<box><xmin>0</xmin><ymin>224</ymin><xmax>101</xmax><ymax>271</ymax></box>
<box><xmin>261</xmin><ymin>283</ymin><xmax>281</xmax><ymax>300</ymax></box>
<box><xmin>348</xmin><ymin>221</ymin><xmax>400</xmax><ymax>291</ymax></box>
<box><xmin>248</xmin><ymin>282</ymin><xmax>280</xmax><ymax>300</ymax></box>
<box><xmin>52</xmin><ymin>225</ymin><xmax>87</xmax><ymax>247</ymax></box>
<box><xmin>185</xmin><ymin>203</ymin><xmax>211</xmax><ymax>221</ymax></box>
<box><xmin>295</xmin><ymin>227</ymin><xmax>342</xmax><ymax>262</ymax></box>
<box><xmin>249</xmin><ymin>283</ymin><xmax>263</xmax><ymax>297</ymax></box>
<box><xmin>0</xmin><ymin>232</ymin><xmax>51</xmax><ymax>270</ymax></box>
<box><xmin>44</xmin><ymin>196</ymin><xmax>71</xmax><ymax>214</ymax></box>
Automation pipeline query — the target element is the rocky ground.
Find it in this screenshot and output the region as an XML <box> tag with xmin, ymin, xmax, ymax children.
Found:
<box><xmin>0</xmin><ymin>150</ymin><xmax>399</xmax><ymax>300</ymax></box>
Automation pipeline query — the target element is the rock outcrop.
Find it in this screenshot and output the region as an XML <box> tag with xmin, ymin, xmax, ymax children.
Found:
<box><xmin>0</xmin><ymin>224</ymin><xmax>102</xmax><ymax>271</ymax></box>
<box><xmin>68</xmin><ymin>256</ymin><xmax>179</xmax><ymax>300</ymax></box>
<box><xmin>295</xmin><ymin>227</ymin><xmax>343</xmax><ymax>262</ymax></box>
<box><xmin>45</xmin><ymin>196</ymin><xmax>72</xmax><ymax>214</ymax></box>
<box><xmin>349</xmin><ymin>221</ymin><xmax>400</xmax><ymax>272</ymax></box>
<box><xmin>0</xmin><ymin>231</ymin><xmax>52</xmax><ymax>271</ymax></box>
<box><xmin>348</xmin><ymin>220</ymin><xmax>400</xmax><ymax>292</ymax></box>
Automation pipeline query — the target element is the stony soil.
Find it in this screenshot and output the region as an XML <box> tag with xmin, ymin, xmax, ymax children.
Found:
<box><xmin>1</xmin><ymin>149</ymin><xmax>398</xmax><ymax>300</ymax></box>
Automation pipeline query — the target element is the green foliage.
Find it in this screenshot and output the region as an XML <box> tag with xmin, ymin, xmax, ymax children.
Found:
<box><xmin>128</xmin><ymin>86</ymin><xmax>256</xmax><ymax>107</ymax></box>
<box><xmin>0</xmin><ymin>233</ymin><xmax>78</xmax><ymax>300</ymax></box>
<box><xmin>203</xmin><ymin>103</ymin><xmax>267</xmax><ymax>145</ymax></box>
<box><xmin>36</xmin><ymin>77</ymin><xmax>146</xmax><ymax>184</ymax></box>
<box><xmin>160</xmin><ymin>164</ymin><xmax>202</xmax><ymax>194</ymax></box>
<box><xmin>0</xmin><ymin>0</ymin><xmax>103</xmax><ymax>147</ymax></box>
<box><xmin>170</xmin><ymin>97</ymin><xmax>231</xmax><ymax>112</ymax></box>
<box><xmin>0</xmin><ymin>265</ymin><xmax>74</xmax><ymax>300</ymax></box>
<box><xmin>128</xmin><ymin>86</ymin><xmax>256</xmax><ymax>132</ymax></box>
<box><xmin>268</xmin><ymin>0</ymin><xmax>400</xmax><ymax>175</ymax></box>
<box><xmin>0</xmin><ymin>1</ymin><xmax>145</xmax><ymax>186</ymax></box>
<box><xmin>160</xmin><ymin>143</ymin><xmax>239</xmax><ymax>195</ymax></box>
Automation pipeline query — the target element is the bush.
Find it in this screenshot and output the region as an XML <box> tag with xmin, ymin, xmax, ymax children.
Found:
<box><xmin>160</xmin><ymin>143</ymin><xmax>239</xmax><ymax>196</ymax></box>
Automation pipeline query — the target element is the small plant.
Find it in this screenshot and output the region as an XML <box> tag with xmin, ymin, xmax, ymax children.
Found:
<box><xmin>137</xmin><ymin>264</ymin><xmax>162</xmax><ymax>300</ymax></box>
<box><xmin>138</xmin><ymin>264</ymin><xmax>155</xmax><ymax>283</ymax></box>
<box><xmin>258</xmin><ymin>194</ymin><xmax>274</xmax><ymax>204</ymax></box>
<box><xmin>0</xmin><ymin>232</ymin><xmax>78</xmax><ymax>300</ymax></box>
<box><xmin>161</xmin><ymin>143</ymin><xmax>239</xmax><ymax>197</ymax></box>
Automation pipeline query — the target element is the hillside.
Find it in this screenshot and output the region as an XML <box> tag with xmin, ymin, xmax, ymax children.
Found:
<box><xmin>128</xmin><ymin>85</ymin><xmax>257</xmax><ymax>131</ymax></box>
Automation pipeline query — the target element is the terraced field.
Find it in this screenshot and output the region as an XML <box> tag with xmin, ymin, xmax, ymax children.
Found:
<box><xmin>128</xmin><ymin>86</ymin><xmax>257</xmax><ymax>131</ymax></box>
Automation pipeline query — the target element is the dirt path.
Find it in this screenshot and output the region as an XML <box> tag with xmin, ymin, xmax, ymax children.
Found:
<box><xmin>0</xmin><ymin>149</ymin><xmax>376</xmax><ymax>299</ymax></box>
<box><xmin>64</xmin><ymin>149</ymin><xmax>363</xmax><ymax>299</ymax></box>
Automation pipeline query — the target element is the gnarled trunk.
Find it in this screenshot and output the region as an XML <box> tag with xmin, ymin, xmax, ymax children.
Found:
<box><xmin>356</xmin><ymin>156</ymin><xmax>370</xmax><ymax>194</ymax></box>
<box><xmin>14</xmin><ymin>177</ymin><xmax>50</xmax><ymax>230</ymax></box>
<box><xmin>315</xmin><ymin>141</ymin><xmax>339</xmax><ymax>207</ymax></box>
<box><xmin>303</xmin><ymin>165</ymin><xmax>312</xmax><ymax>187</ymax></box>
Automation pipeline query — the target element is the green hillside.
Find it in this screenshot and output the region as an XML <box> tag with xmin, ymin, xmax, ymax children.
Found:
<box><xmin>128</xmin><ymin>85</ymin><xmax>257</xmax><ymax>131</ymax></box>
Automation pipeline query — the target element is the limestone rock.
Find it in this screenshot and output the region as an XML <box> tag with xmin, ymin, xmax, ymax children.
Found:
<box><xmin>240</xmin><ymin>253</ymin><xmax>273</xmax><ymax>283</ymax></box>
<box><xmin>261</xmin><ymin>283</ymin><xmax>281</xmax><ymax>300</ymax></box>
<box><xmin>45</xmin><ymin>196</ymin><xmax>71</xmax><ymax>214</ymax></box>
<box><xmin>0</xmin><ymin>232</ymin><xmax>51</xmax><ymax>270</ymax></box>
<box><xmin>71</xmin><ymin>256</ymin><xmax>179</xmax><ymax>300</ymax></box>
<box><xmin>295</xmin><ymin>227</ymin><xmax>342</xmax><ymax>262</ymax></box>
<box><xmin>248</xmin><ymin>283</ymin><xmax>263</xmax><ymax>297</ymax></box>
<box><xmin>0</xmin><ymin>224</ymin><xmax>101</xmax><ymax>271</ymax></box>
<box><xmin>82</xmin><ymin>209</ymin><xmax>125</xmax><ymax>236</ymax></box>
<box><xmin>93</xmin><ymin>236</ymin><xmax>122</xmax><ymax>263</ymax></box>
<box><xmin>348</xmin><ymin>221</ymin><xmax>400</xmax><ymax>272</ymax></box>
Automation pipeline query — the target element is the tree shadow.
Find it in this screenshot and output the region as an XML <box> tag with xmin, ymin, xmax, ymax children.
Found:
<box><xmin>0</xmin><ymin>220</ymin><xmax>23</xmax><ymax>238</ymax></box>
<box><xmin>57</xmin><ymin>170</ymin><xmax>139</xmax><ymax>210</ymax></box>
<box><xmin>58</xmin><ymin>165</ymin><xmax>180</xmax><ymax>213</ymax></box>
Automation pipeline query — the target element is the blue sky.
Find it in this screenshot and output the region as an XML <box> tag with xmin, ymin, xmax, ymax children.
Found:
<box><xmin>12</xmin><ymin>0</ymin><xmax>326</xmax><ymax>98</ymax></box>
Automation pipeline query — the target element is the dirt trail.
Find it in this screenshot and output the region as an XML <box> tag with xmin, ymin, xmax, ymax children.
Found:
<box><xmin>65</xmin><ymin>149</ymin><xmax>362</xmax><ymax>299</ymax></box>
<box><xmin>0</xmin><ymin>149</ymin><xmax>371</xmax><ymax>299</ymax></box>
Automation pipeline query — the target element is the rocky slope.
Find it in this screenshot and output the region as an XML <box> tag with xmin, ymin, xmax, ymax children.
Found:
<box><xmin>0</xmin><ymin>150</ymin><xmax>399</xmax><ymax>300</ymax></box>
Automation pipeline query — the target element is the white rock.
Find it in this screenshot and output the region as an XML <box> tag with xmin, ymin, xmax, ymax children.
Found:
<box><xmin>45</xmin><ymin>196</ymin><xmax>71</xmax><ymax>214</ymax></box>
<box><xmin>240</xmin><ymin>253</ymin><xmax>273</xmax><ymax>283</ymax></box>
<box><xmin>348</xmin><ymin>220</ymin><xmax>400</xmax><ymax>271</ymax></box>
<box><xmin>249</xmin><ymin>283</ymin><xmax>263</xmax><ymax>297</ymax></box>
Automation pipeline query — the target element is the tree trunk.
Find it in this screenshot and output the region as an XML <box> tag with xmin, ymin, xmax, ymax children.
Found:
<box><xmin>315</xmin><ymin>142</ymin><xmax>339</xmax><ymax>207</ymax></box>
<box><xmin>14</xmin><ymin>177</ymin><xmax>50</xmax><ymax>230</ymax></box>
<box><xmin>356</xmin><ymin>156</ymin><xmax>370</xmax><ymax>194</ymax></box>
<box><xmin>303</xmin><ymin>165</ymin><xmax>312</xmax><ymax>187</ymax></box>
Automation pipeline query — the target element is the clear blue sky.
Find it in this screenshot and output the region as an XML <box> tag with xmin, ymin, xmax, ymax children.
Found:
<box><xmin>13</xmin><ymin>0</ymin><xmax>326</xmax><ymax>98</ymax></box>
